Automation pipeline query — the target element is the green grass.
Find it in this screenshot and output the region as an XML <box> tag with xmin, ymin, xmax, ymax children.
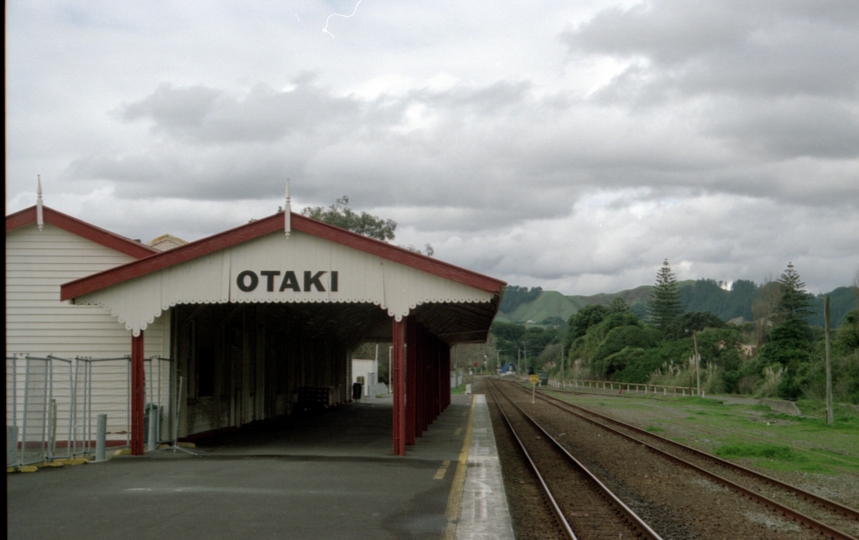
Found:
<box><xmin>676</xmin><ymin>396</ymin><xmax>725</xmax><ymax>407</ymax></box>
<box><xmin>560</xmin><ymin>389</ymin><xmax>859</xmax><ymax>475</ymax></box>
<box><xmin>713</xmin><ymin>443</ymin><xmax>836</xmax><ymax>473</ymax></box>
<box><xmin>451</xmin><ymin>383</ymin><xmax>467</xmax><ymax>395</ymax></box>
<box><xmin>715</xmin><ymin>443</ymin><xmax>799</xmax><ymax>460</ymax></box>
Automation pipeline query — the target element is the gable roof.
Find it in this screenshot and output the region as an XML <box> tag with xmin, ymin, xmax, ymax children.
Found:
<box><xmin>6</xmin><ymin>205</ymin><xmax>159</xmax><ymax>259</ymax></box>
<box><xmin>61</xmin><ymin>211</ymin><xmax>506</xmax><ymax>302</ymax></box>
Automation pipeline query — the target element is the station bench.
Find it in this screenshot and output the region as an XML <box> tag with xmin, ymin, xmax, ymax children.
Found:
<box><xmin>293</xmin><ymin>386</ymin><xmax>332</xmax><ymax>412</ymax></box>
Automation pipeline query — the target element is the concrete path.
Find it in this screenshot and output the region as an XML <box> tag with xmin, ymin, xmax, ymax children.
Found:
<box><xmin>454</xmin><ymin>394</ymin><xmax>515</xmax><ymax>540</ymax></box>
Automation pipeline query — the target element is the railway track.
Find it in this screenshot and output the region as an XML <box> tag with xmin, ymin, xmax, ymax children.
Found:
<box><xmin>486</xmin><ymin>379</ymin><xmax>663</xmax><ymax>540</ymax></box>
<box><xmin>506</xmin><ymin>380</ymin><xmax>859</xmax><ymax>540</ymax></box>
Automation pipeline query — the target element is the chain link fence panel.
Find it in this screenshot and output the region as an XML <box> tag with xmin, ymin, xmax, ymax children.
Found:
<box><xmin>6</xmin><ymin>355</ymin><xmax>173</xmax><ymax>468</ymax></box>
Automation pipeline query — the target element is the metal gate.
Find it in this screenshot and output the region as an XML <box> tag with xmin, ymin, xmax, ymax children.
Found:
<box><xmin>6</xmin><ymin>355</ymin><xmax>173</xmax><ymax>468</ymax></box>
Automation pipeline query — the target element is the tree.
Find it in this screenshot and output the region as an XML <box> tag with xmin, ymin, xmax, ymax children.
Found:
<box><xmin>302</xmin><ymin>196</ymin><xmax>397</xmax><ymax>241</ymax></box>
<box><xmin>665</xmin><ymin>311</ymin><xmax>725</xmax><ymax>340</ymax></box>
<box><xmin>758</xmin><ymin>316</ymin><xmax>811</xmax><ymax>400</ymax></box>
<box><xmin>647</xmin><ymin>259</ymin><xmax>683</xmax><ymax>332</ymax></box>
<box><xmin>607</xmin><ymin>297</ymin><xmax>631</xmax><ymax>314</ymax></box>
<box><xmin>567</xmin><ymin>304</ymin><xmax>609</xmax><ymax>342</ymax></box>
<box><xmin>591</xmin><ymin>325</ymin><xmax>662</xmax><ymax>377</ymax></box>
<box><xmin>775</xmin><ymin>262</ymin><xmax>813</xmax><ymax>322</ymax></box>
<box><xmin>499</xmin><ymin>286</ymin><xmax>543</xmax><ymax>314</ymax></box>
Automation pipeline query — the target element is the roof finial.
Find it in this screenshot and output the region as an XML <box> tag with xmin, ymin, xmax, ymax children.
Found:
<box><xmin>37</xmin><ymin>175</ymin><xmax>44</xmax><ymax>231</ymax></box>
<box><xmin>284</xmin><ymin>178</ymin><xmax>291</xmax><ymax>237</ymax></box>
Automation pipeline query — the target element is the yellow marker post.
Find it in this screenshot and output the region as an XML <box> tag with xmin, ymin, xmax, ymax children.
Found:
<box><xmin>530</xmin><ymin>374</ymin><xmax>538</xmax><ymax>403</ymax></box>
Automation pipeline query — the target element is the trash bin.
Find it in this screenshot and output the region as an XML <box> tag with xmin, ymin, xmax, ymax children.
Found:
<box><xmin>352</xmin><ymin>382</ymin><xmax>363</xmax><ymax>400</ymax></box>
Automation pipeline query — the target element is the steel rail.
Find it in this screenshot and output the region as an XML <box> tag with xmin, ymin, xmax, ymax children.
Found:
<box><xmin>486</xmin><ymin>381</ymin><xmax>578</xmax><ymax>540</ymax></box>
<box><xmin>538</xmin><ymin>387</ymin><xmax>859</xmax><ymax>520</ymax></box>
<box><xmin>488</xmin><ymin>380</ymin><xmax>664</xmax><ymax>540</ymax></box>
<box><xmin>517</xmin><ymin>382</ymin><xmax>859</xmax><ymax>540</ymax></box>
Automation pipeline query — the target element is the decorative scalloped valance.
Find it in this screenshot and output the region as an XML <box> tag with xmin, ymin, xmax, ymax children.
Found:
<box><xmin>73</xmin><ymin>231</ymin><xmax>494</xmax><ymax>336</ymax></box>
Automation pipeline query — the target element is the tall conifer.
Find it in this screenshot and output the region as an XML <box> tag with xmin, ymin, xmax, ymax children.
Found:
<box><xmin>776</xmin><ymin>262</ymin><xmax>812</xmax><ymax>321</ymax></box>
<box><xmin>647</xmin><ymin>259</ymin><xmax>683</xmax><ymax>332</ymax></box>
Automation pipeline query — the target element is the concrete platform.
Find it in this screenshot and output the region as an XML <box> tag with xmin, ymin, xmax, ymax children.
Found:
<box><xmin>7</xmin><ymin>394</ymin><xmax>514</xmax><ymax>540</ymax></box>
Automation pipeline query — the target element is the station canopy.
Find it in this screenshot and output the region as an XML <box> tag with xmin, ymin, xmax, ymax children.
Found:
<box><xmin>61</xmin><ymin>211</ymin><xmax>506</xmax><ymax>346</ymax></box>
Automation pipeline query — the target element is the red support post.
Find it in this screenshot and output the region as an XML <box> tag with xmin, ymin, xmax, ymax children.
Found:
<box><xmin>405</xmin><ymin>316</ymin><xmax>417</xmax><ymax>446</ymax></box>
<box><xmin>131</xmin><ymin>331</ymin><xmax>146</xmax><ymax>455</ymax></box>
<box><xmin>442</xmin><ymin>345</ymin><xmax>451</xmax><ymax>409</ymax></box>
<box><xmin>417</xmin><ymin>323</ymin><xmax>426</xmax><ymax>436</ymax></box>
<box><xmin>432</xmin><ymin>333</ymin><xmax>440</xmax><ymax>421</ymax></box>
<box><xmin>392</xmin><ymin>318</ymin><xmax>406</xmax><ymax>456</ymax></box>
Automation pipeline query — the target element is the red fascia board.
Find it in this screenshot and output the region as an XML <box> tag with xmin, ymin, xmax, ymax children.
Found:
<box><xmin>61</xmin><ymin>212</ymin><xmax>506</xmax><ymax>301</ymax></box>
<box><xmin>6</xmin><ymin>206</ymin><xmax>159</xmax><ymax>259</ymax></box>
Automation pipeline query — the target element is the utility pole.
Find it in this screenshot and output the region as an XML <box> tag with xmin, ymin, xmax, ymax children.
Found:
<box><xmin>825</xmin><ymin>295</ymin><xmax>834</xmax><ymax>425</ymax></box>
<box><xmin>693</xmin><ymin>332</ymin><xmax>701</xmax><ymax>397</ymax></box>
<box><xmin>522</xmin><ymin>341</ymin><xmax>528</xmax><ymax>374</ymax></box>
<box><xmin>517</xmin><ymin>347</ymin><xmax>520</xmax><ymax>374</ymax></box>
<box><xmin>560</xmin><ymin>341</ymin><xmax>565</xmax><ymax>388</ymax></box>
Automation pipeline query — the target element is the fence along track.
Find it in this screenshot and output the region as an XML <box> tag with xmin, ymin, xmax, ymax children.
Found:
<box><xmin>487</xmin><ymin>379</ymin><xmax>663</xmax><ymax>540</ymax></box>
<box><xmin>522</xmin><ymin>382</ymin><xmax>859</xmax><ymax>540</ymax></box>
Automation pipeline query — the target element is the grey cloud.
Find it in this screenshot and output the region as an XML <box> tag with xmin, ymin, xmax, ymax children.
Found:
<box><xmin>436</xmin><ymin>191</ymin><xmax>859</xmax><ymax>294</ymax></box>
<box><xmin>70</xmin><ymin>71</ymin><xmax>858</xmax><ymax>232</ymax></box>
<box><xmin>120</xmin><ymin>78</ymin><xmax>364</xmax><ymax>144</ymax></box>
<box><xmin>564</xmin><ymin>0</ymin><xmax>859</xmax><ymax>101</ymax></box>
<box><xmin>69</xmin><ymin>146</ymin><xmax>306</xmax><ymax>200</ymax></box>
<box><xmin>705</xmin><ymin>96</ymin><xmax>859</xmax><ymax>159</ymax></box>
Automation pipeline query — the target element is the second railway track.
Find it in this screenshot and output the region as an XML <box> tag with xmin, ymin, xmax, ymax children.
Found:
<box><xmin>500</xmin><ymin>379</ymin><xmax>859</xmax><ymax>540</ymax></box>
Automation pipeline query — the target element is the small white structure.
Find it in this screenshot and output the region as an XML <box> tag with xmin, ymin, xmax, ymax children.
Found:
<box><xmin>351</xmin><ymin>359</ymin><xmax>376</xmax><ymax>397</ymax></box>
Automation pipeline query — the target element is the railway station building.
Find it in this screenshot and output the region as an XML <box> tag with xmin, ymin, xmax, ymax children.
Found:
<box><xmin>43</xmin><ymin>208</ymin><xmax>505</xmax><ymax>456</ymax></box>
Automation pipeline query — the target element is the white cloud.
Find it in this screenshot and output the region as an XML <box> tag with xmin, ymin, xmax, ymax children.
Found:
<box><xmin>6</xmin><ymin>0</ymin><xmax>858</xmax><ymax>297</ymax></box>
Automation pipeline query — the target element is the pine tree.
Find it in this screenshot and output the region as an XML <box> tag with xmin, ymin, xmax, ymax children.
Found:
<box><xmin>775</xmin><ymin>262</ymin><xmax>812</xmax><ymax>321</ymax></box>
<box><xmin>647</xmin><ymin>259</ymin><xmax>683</xmax><ymax>332</ymax></box>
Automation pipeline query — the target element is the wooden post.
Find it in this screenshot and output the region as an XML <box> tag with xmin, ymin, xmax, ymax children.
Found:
<box><xmin>693</xmin><ymin>332</ymin><xmax>701</xmax><ymax>397</ymax></box>
<box><xmin>131</xmin><ymin>331</ymin><xmax>145</xmax><ymax>455</ymax></box>
<box><xmin>405</xmin><ymin>316</ymin><xmax>417</xmax><ymax>445</ymax></box>
<box><xmin>392</xmin><ymin>318</ymin><xmax>406</xmax><ymax>456</ymax></box>
<box><xmin>825</xmin><ymin>296</ymin><xmax>834</xmax><ymax>425</ymax></box>
<box><xmin>560</xmin><ymin>341</ymin><xmax>565</xmax><ymax>389</ymax></box>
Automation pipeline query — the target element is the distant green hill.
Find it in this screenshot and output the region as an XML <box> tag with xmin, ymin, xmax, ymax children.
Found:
<box><xmin>497</xmin><ymin>291</ymin><xmax>580</xmax><ymax>324</ymax></box>
<box><xmin>497</xmin><ymin>280</ymin><xmax>856</xmax><ymax>327</ymax></box>
<box><xmin>497</xmin><ymin>285</ymin><xmax>662</xmax><ymax>325</ymax></box>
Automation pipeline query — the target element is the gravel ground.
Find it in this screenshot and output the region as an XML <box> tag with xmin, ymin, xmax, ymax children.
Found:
<box><xmin>481</xmin><ymin>378</ymin><xmax>844</xmax><ymax>540</ymax></box>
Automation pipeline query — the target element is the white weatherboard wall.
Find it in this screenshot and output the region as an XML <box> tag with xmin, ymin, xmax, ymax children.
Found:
<box><xmin>6</xmin><ymin>223</ymin><xmax>169</xmax><ymax>441</ymax></box>
<box><xmin>5</xmin><ymin>223</ymin><xmax>167</xmax><ymax>359</ymax></box>
<box><xmin>73</xmin><ymin>230</ymin><xmax>494</xmax><ymax>335</ymax></box>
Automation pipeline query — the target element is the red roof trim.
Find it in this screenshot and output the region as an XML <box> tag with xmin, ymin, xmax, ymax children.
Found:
<box><xmin>61</xmin><ymin>212</ymin><xmax>506</xmax><ymax>301</ymax></box>
<box><xmin>6</xmin><ymin>206</ymin><xmax>159</xmax><ymax>259</ymax></box>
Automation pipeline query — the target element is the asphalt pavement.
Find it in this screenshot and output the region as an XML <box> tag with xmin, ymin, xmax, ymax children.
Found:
<box><xmin>7</xmin><ymin>393</ymin><xmax>513</xmax><ymax>540</ymax></box>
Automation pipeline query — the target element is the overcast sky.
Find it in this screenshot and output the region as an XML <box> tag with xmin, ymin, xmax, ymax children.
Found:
<box><xmin>7</xmin><ymin>1</ymin><xmax>858</xmax><ymax>295</ymax></box>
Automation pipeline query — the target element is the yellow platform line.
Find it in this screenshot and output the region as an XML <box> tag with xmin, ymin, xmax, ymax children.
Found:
<box><xmin>434</xmin><ymin>460</ymin><xmax>452</xmax><ymax>480</ymax></box>
<box><xmin>443</xmin><ymin>395</ymin><xmax>475</xmax><ymax>540</ymax></box>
